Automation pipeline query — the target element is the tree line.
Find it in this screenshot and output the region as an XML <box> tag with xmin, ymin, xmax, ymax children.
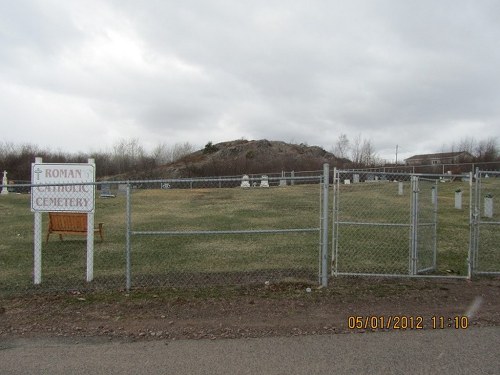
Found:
<box><xmin>1</xmin><ymin>135</ymin><xmax>498</xmax><ymax>181</ymax></box>
<box><xmin>332</xmin><ymin>134</ymin><xmax>498</xmax><ymax>167</ymax></box>
<box><xmin>0</xmin><ymin>139</ymin><xmax>195</xmax><ymax>181</ymax></box>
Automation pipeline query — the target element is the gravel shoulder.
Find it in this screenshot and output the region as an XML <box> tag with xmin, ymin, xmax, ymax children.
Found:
<box><xmin>1</xmin><ymin>277</ymin><xmax>499</xmax><ymax>342</ymax></box>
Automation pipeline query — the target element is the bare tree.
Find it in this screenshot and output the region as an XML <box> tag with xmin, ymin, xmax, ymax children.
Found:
<box><xmin>350</xmin><ymin>134</ymin><xmax>362</xmax><ymax>166</ymax></box>
<box><xmin>152</xmin><ymin>142</ymin><xmax>172</xmax><ymax>164</ymax></box>
<box><xmin>172</xmin><ymin>142</ymin><xmax>194</xmax><ymax>161</ymax></box>
<box><xmin>360</xmin><ymin>139</ymin><xmax>377</xmax><ymax>166</ymax></box>
<box><xmin>112</xmin><ymin>138</ymin><xmax>146</xmax><ymax>173</ymax></box>
<box><xmin>152</xmin><ymin>142</ymin><xmax>195</xmax><ymax>165</ymax></box>
<box><xmin>476</xmin><ymin>137</ymin><xmax>498</xmax><ymax>162</ymax></box>
<box><xmin>457</xmin><ymin>137</ymin><xmax>477</xmax><ymax>155</ymax></box>
<box><xmin>334</xmin><ymin>133</ymin><xmax>350</xmax><ymax>159</ymax></box>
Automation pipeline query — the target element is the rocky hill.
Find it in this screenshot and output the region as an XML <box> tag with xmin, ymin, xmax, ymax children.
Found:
<box><xmin>146</xmin><ymin>139</ymin><xmax>348</xmax><ymax>179</ymax></box>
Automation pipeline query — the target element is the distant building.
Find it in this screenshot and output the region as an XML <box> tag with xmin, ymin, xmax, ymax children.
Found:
<box><xmin>405</xmin><ymin>151</ymin><xmax>473</xmax><ymax>166</ymax></box>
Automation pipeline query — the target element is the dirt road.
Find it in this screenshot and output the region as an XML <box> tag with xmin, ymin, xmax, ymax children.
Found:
<box><xmin>1</xmin><ymin>327</ymin><xmax>499</xmax><ymax>374</ymax></box>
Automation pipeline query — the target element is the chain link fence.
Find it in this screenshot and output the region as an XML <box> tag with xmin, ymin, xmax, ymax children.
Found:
<box><xmin>125</xmin><ymin>174</ymin><xmax>325</xmax><ymax>289</ymax></box>
<box><xmin>472</xmin><ymin>170</ymin><xmax>500</xmax><ymax>275</ymax></box>
<box><xmin>1</xmin><ymin>166</ymin><xmax>498</xmax><ymax>297</ymax></box>
<box><xmin>1</xmin><ymin>171</ymin><xmax>326</xmax><ymax>296</ymax></box>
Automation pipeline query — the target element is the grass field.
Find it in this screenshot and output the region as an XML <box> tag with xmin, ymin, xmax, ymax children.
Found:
<box><xmin>0</xmin><ymin>183</ymin><xmax>322</xmax><ymax>294</ymax></box>
<box><xmin>1</xmin><ymin>176</ymin><xmax>498</xmax><ymax>295</ymax></box>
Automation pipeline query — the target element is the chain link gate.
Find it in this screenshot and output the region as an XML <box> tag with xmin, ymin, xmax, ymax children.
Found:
<box><xmin>332</xmin><ymin>170</ymin><xmax>438</xmax><ymax>277</ymax></box>
<box><xmin>472</xmin><ymin>170</ymin><xmax>500</xmax><ymax>275</ymax></box>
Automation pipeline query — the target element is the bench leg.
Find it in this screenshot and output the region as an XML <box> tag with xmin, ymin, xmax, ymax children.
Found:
<box><xmin>98</xmin><ymin>223</ymin><xmax>104</xmax><ymax>241</ymax></box>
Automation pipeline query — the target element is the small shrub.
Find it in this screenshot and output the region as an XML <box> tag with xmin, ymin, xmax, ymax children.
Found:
<box><xmin>203</xmin><ymin>142</ymin><xmax>219</xmax><ymax>154</ymax></box>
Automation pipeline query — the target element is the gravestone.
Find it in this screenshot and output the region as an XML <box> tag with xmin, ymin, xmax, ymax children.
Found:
<box><xmin>118</xmin><ymin>184</ymin><xmax>128</xmax><ymax>195</ymax></box>
<box><xmin>484</xmin><ymin>197</ymin><xmax>494</xmax><ymax>218</ymax></box>
<box><xmin>398</xmin><ymin>182</ymin><xmax>404</xmax><ymax>196</ymax></box>
<box><xmin>279</xmin><ymin>171</ymin><xmax>287</xmax><ymax>187</ymax></box>
<box><xmin>241</xmin><ymin>175</ymin><xmax>250</xmax><ymax>188</ymax></box>
<box><xmin>344</xmin><ymin>179</ymin><xmax>351</xmax><ymax>185</ymax></box>
<box><xmin>100</xmin><ymin>183</ymin><xmax>116</xmax><ymax>198</ymax></box>
<box><xmin>455</xmin><ymin>191</ymin><xmax>462</xmax><ymax>209</ymax></box>
<box><xmin>260</xmin><ymin>175</ymin><xmax>269</xmax><ymax>188</ymax></box>
<box><xmin>353</xmin><ymin>174</ymin><xmax>360</xmax><ymax>183</ymax></box>
<box><xmin>1</xmin><ymin>171</ymin><xmax>8</xmax><ymax>195</ymax></box>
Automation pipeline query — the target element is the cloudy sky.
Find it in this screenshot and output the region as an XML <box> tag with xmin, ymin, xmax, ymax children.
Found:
<box><xmin>1</xmin><ymin>0</ymin><xmax>499</xmax><ymax>162</ymax></box>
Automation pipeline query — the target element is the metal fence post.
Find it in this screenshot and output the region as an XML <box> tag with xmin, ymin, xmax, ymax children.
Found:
<box><xmin>321</xmin><ymin>163</ymin><xmax>329</xmax><ymax>287</ymax></box>
<box><xmin>126</xmin><ymin>182</ymin><xmax>132</xmax><ymax>291</ymax></box>
<box><xmin>33</xmin><ymin>157</ymin><xmax>43</xmax><ymax>285</ymax></box>
<box><xmin>467</xmin><ymin>171</ymin><xmax>474</xmax><ymax>279</ymax></box>
<box><xmin>470</xmin><ymin>168</ymin><xmax>481</xmax><ymax>276</ymax></box>
<box><xmin>409</xmin><ymin>176</ymin><xmax>418</xmax><ymax>275</ymax></box>
<box><xmin>432</xmin><ymin>181</ymin><xmax>438</xmax><ymax>270</ymax></box>
<box><xmin>331</xmin><ymin>167</ymin><xmax>338</xmax><ymax>277</ymax></box>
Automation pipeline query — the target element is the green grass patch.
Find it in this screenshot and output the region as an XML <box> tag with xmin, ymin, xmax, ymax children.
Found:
<box><xmin>1</xmin><ymin>178</ymin><xmax>498</xmax><ymax>295</ymax></box>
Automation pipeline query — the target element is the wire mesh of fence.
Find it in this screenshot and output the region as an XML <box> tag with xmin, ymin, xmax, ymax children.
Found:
<box><xmin>1</xmin><ymin>168</ymin><xmax>499</xmax><ymax>297</ymax></box>
<box><xmin>0</xmin><ymin>173</ymin><xmax>325</xmax><ymax>296</ymax></box>
<box><xmin>125</xmin><ymin>175</ymin><xmax>324</xmax><ymax>290</ymax></box>
<box><xmin>332</xmin><ymin>171</ymin><xmax>417</xmax><ymax>276</ymax></box>
<box><xmin>472</xmin><ymin>170</ymin><xmax>500</xmax><ymax>275</ymax></box>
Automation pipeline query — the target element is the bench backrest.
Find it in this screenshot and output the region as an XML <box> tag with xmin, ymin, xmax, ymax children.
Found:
<box><xmin>49</xmin><ymin>212</ymin><xmax>88</xmax><ymax>231</ymax></box>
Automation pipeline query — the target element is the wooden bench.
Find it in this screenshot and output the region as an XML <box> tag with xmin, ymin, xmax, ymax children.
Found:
<box><xmin>46</xmin><ymin>212</ymin><xmax>104</xmax><ymax>243</ymax></box>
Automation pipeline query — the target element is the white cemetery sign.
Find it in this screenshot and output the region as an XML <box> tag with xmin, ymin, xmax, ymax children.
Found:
<box><xmin>31</xmin><ymin>163</ymin><xmax>95</xmax><ymax>212</ymax></box>
<box><xmin>31</xmin><ymin>159</ymin><xmax>96</xmax><ymax>285</ymax></box>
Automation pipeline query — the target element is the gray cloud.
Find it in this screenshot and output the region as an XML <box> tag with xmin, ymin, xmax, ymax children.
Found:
<box><xmin>0</xmin><ymin>0</ymin><xmax>499</xmax><ymax>160</ymax></box>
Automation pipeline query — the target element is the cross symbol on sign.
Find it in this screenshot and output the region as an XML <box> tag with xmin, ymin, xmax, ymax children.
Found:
<box><xmin>34</xmin><ymin>168</ymin><xmax>43</xmax><ymax>181</ymax></box>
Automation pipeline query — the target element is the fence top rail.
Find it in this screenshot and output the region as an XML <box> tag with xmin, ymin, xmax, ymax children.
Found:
<box><xmin>477</xmin><ymin>170</ymin><xmax>500</xmax><ymax>176</ymax></box>
<box><xmin>334</xmin><ymin>170</ymin><xmax>471</xmax><ymax>179</ymax></box>
<box><xmin>5</xmin><ymin>175</ymin><xmax>323</xmax><ymax>188</ymax></box>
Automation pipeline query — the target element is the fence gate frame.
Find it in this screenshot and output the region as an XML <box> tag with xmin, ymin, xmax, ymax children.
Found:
<box><xmin>411</xmin><ymin>176</ymin><xmax>439</xmax><ymax>275</ymax></box>
<box><xmin>331</xmin><ymin>169</ymin><xmax>456</xmax><ymax>278</ymax></box>
<box><xmin>471</xmin><ymin>169</ymin><xmax>500</xmax><ymax>275</ymax></box>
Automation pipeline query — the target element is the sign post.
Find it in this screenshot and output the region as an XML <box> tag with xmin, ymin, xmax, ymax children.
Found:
<box><xmin>31</xmin><ymin>158</ymin><xmax>96</xmax><ymax>284</ymax></box>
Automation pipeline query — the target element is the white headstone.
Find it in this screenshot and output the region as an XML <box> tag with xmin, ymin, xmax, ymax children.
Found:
<box><xmin>1</xmin><ymin>171</ymin><xmax>8</xmax><ymax>195</ymax></box>
<box><xmin>455</xmin><ymin>191</ymin><xmax>462</xmax><ymax>209</ymax></box>
<box><xmin>260</xmin><ymin>175</ymin><xmax>269</xmax><ymax>188</ymax></box>
<box><xmin>344</xmin><ymin>179</ymin><xmax>351</xmax><ymax>185</ymax></box>
<box><xmin>398</xmin><ymin>182</ymin><xmax>404</xmax><ymax>195</ymax></box>
<box><xmin>353</xmin><ymin>174</ymin><xmax>360</xmax><ymax>183</ymax></box>
<box><xmin>279</xmin><ymin>171</ymin><xmax>287</xmax><ymax>186</ymax></box>
<box><xmin>241</xmin><ymin>175</ymin><xmax>250</xmax><ymax>188</ymax></box>
<box><xmin>118</xmin><ymin>184</ymin><xmax>128</xmax><ymax>195</ymax></box>
<box><xmin>484</xmin><ymin>197</ymin><xmax>494</xmax><ymax>218</ymax></box>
